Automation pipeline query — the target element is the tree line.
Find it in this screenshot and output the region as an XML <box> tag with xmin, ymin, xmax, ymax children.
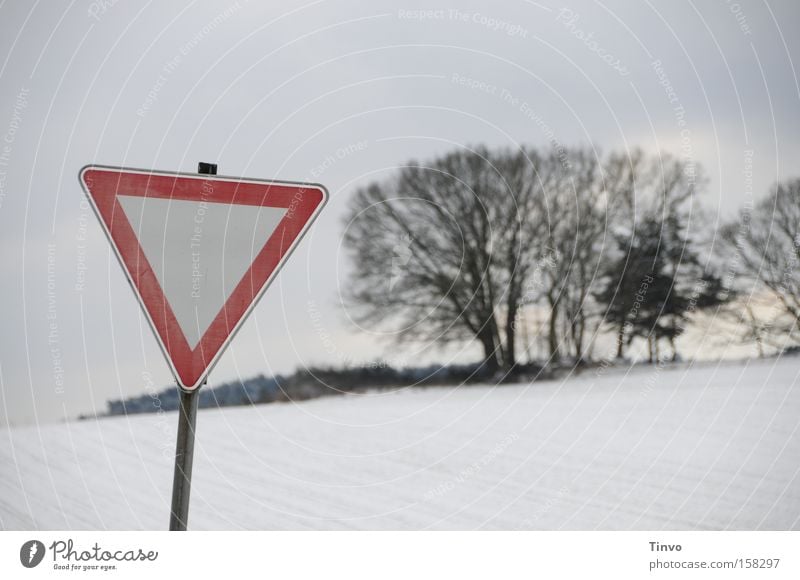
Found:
<box><xmin>343</xmin><ymin>145</ymin><xmax>799</xmax><ymax>374</ymax></box>
<box><xmin>99</xmin><ymin>361</ymin><xmax>513</xmax><ymax>418</ymax></box>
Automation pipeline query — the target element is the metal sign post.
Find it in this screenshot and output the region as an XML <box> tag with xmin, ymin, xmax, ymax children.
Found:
<box><xmin>168</xmin><ymin>162</ymin><xmax>216</xmax><ymax>531</ymax></box>
<box><xmin>168</xmin><ymin>381</ymin><xmax>201</xmax><ymax>530</ymax></box>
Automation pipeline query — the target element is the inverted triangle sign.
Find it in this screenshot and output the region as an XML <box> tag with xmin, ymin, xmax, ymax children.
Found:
<box><xmin>79</xmin><ymin>165</ymin><xmax>327</xmax><ymax>390</ymax></box>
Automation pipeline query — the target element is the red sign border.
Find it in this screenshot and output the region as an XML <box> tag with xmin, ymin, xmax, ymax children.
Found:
<box><xmin>79</xmin><ymin>164</ymin><xmax>328</xmax><ymax>391</ymax></box>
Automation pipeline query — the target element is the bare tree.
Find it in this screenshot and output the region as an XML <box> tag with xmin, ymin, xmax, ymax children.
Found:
<box><xmin>558</xmin><ymin>149</ymin><xmax>620</xmax><ymax>362</ymax></box>
<box><xmin>342</xmin><ymin>146</ymin><xmax>547</xmax><ymax>374</ymax></box>
<box><xmin>526</xmin><ymin>148</ymin><xmax>614</xmax><ymax>364</ymax></box>
<box><xmin>721</xmin><ymin>178</ymin><xmax>800</xmax><ymax>344</ymax></box>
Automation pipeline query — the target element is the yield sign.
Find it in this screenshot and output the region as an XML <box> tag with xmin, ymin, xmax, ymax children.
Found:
<box><xmin>79</xmin><ymin>165</ymin><xmax>327</xmax><ymax>390</ymax></box>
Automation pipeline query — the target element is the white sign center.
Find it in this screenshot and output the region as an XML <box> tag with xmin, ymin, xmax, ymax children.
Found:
<box><xmin>118</xmin><ymin>195</ymin><xmax>287</xmax><ymax>349</ymax></box>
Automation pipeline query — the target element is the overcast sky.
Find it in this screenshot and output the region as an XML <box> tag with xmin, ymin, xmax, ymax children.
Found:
<box><xmin>1</xmin><ymin>0</ymin><xmax>798</xmax><ymax>427</ymax></box>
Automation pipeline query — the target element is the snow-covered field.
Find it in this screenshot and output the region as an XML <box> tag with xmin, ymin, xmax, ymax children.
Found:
<box><xmin>2</xmin><ymin>357</ymin><xmax>799</xmax><ymax>530</ymax></box>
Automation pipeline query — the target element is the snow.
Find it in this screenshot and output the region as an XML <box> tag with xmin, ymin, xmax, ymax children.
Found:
<box><xmin>1</xmin><ymin>357</ymin><xmax>799</xmax><ymax>530</ymax></box>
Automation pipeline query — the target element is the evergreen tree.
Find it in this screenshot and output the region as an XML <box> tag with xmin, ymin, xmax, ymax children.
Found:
<box><xmin>595</xmin><ymin>214</ymin><xmax>729</xmax><ymax>363</ymax></box>
<box><xmin>594</xmin><ymin>217</ymin><xmax>667</xmax><ymax>359</ymax></box>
